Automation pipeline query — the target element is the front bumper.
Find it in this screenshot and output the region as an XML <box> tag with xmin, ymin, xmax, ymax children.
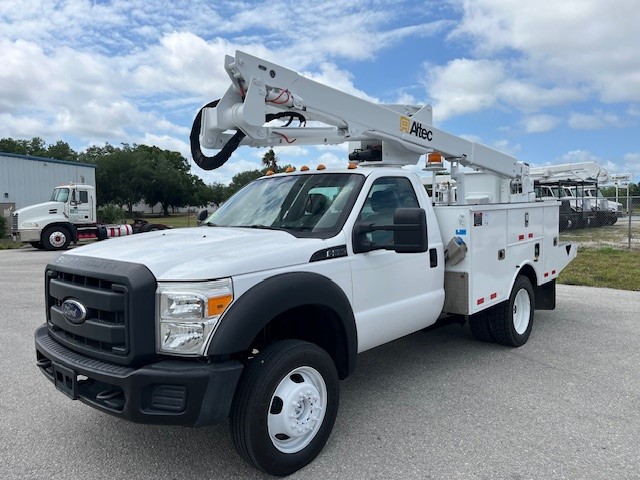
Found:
<box><xmin>35</xmin><ymin>325</ymin><xmax>243</xmax><ymax>426</ymax></box>
<box><xmin>13</xmin><ymin>229</ymin><xmax>40</xmax><ymax>243</ymax></box>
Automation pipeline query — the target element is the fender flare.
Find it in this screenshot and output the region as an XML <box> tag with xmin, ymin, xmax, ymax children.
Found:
<box><xmin>207</xmin><ymin>271</ymin><xmax>357</xmax><ymax>378</ymax></box>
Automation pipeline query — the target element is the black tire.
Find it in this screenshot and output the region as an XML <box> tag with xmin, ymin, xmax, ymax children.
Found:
<box><xmin>490</xmin><ymin>275</ymin><xmax>535</xmax><ymax>347</ymax></box>
<box><xmin>29</xmin><ymin>241</ymin><xmax>44</xmax><ymax>250</ymax></box>
<box><xmin>42</xmin><ymin>226</ymin><xmax>71</xmax><ymax>251</ymax></box>
<box><xmin>468</xmin><ymin>309</ymin><xmax>495</xmax><ymax>342</ymax></box>
<box><xmin>230</xmin><ymin>340</ymin><xmax>340</xmax><ymax>477</ymax></box>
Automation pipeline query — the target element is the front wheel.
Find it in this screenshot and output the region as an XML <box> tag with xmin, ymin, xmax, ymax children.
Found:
<box><xmin>42</xmin><ymin>226</ymin><xmax>71</xmax><ymax>251</ymax></box>
<box><xmin>230</xmin><ymin>340</ymin><xmax>340</xmax><ymax>477</ymax></box>
<box><xmin>490</xmin><ymin>275</ymin><xmax>535</xmax><ymax>347</ymax></box>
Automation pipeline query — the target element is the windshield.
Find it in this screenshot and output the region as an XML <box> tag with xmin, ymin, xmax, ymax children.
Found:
<box><xmin>50</xmin><ymin>188</ymin><xmax>69</xmax><ymax>203</ymax></box>
<box><xmin>205</xmin><ymin>173</ymin><xmax>364</xmax><ymax>238</ymax></box>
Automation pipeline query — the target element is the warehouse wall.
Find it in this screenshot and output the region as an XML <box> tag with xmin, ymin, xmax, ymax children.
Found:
<box><xmin>0</xmin><ymin>153</ymin><xmax>96</xmax><ymax>210</ymax></box>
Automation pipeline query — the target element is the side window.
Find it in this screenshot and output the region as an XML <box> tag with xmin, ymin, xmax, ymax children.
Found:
<box><xmin>358</xmin><ymin>177</ymin><xmax>419</xmax><ymax>244</ymax></box>
<box><xmin>79</xmin><ymin>190</ymin><xmax>88</xmax><ymax>204</ymax></box>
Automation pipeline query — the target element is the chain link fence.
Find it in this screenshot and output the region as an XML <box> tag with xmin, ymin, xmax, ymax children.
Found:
<box><xmin>559</xmin><ymin>196</ymin><xmax>640</xmax><ymax>250</ymax></box>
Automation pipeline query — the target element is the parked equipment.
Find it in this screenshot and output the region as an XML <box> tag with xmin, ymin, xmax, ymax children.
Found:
<box><xmin>35</xmin><ymin>51</ymin><xmax>576</xmax><ymax>476</ymax></box>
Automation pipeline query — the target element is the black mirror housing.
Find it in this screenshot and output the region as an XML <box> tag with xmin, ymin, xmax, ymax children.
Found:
<box><xmin>393</xmin><ymin>208</ymin><xmax>428</xmax><ymax>253</ymax></box>
<box><xmin>352</xmin><ymin>207</ymin><xmax>428</xmax><ymax>254</ymax></box>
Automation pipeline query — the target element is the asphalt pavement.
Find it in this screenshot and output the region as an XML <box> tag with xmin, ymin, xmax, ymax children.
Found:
<box><xmin>1</xmin><ymin>248</ymin><xmax>639</xmax><ymax>479</ymax></box>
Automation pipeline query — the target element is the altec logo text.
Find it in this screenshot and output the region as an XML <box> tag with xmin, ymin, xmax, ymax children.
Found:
<box><xmin>400</xmin><ymin>116</ymin><xmax>433</xmax><ymax>141</ymax></box>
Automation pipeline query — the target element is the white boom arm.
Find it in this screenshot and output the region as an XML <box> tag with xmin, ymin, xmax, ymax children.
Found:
<box><xmin>193</xmin><ymin>51</ymin><xmax>528</xmax><ymax>182</ymax></box>
<box><xmin>530</xmin><ymin>161</ymin><xmax>609</xmax><ymax>183</ymax></box>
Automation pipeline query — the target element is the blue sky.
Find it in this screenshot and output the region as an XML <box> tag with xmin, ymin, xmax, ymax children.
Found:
<box><xmin>1</xmin><ymin>0</ymin><xmax>639</xmax><ymax>185</ymax></box>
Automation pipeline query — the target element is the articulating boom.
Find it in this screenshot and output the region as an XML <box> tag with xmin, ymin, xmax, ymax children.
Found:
<box><xmin>530</xmin><ymin>161</ymin><xmax>610</xmax><ymax>184</ymax></box>
<box><xmin>191</xmin><ymin>51</ymin><xmax>530</xmax><ymax>192</ymax></box>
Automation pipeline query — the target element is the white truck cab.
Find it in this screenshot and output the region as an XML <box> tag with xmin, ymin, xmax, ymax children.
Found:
<box><xmin>12</xmin><ymin>184</ymin><xmax>96</xmax><ymax>249</ymax></box>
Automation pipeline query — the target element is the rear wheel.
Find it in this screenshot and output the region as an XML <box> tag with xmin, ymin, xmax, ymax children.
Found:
<box><xmin>230</xmin><ymin>340</ymin><xmax>339</xmax><ymax>477</ymax></box>
<box><xmin>490</xmin><ymin>275</ymin><xmax>534</xmax><ymax>347</ymax></box>
<box><xmin>42</xmin><ymin>226</ymin><xmax>71</xmax><ymax>251</ymax></box>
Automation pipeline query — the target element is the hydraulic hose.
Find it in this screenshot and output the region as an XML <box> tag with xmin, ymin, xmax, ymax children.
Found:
<box><xmin>190</xmin><ymin>99</ymin><xmax>306</xmax><ymax>171</ymax></box>
<box><xmin>190</xmin><ymin>100</ymin><xmax>246</xmax><ymax>171</ymax></box>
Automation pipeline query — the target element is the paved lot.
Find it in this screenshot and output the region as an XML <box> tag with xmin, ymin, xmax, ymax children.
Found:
<box><xmin>1</xmin><ymin>248</ymin><xmax>639</xmax><ymax>479</ymax></box>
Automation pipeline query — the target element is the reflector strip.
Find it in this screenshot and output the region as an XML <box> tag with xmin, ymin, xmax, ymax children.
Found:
<box><xmin>477</xmin><ymin>298</ymin><xmax>485</xmax><ymax>305</ymax></box>
<box><xmin>544</xmin><ymin>272</ymin><xmax>549</xmax><ymax>278</ymax></box>
<box><xmin>528</xmin><ymin>233</ymin><xmax>534</xmax><ymax>238</ymax></box>
<box><xmin>518</xmin><ymin>234</ymin><xmax>525</xmax><ymax>241</ymax></box>
<box><xmin>490</xmin><ymin>292</ymin><xmax>497</xmax><ymax>300</ymax></box>
<box><xmin>552</xmin><ymin>269</ymin><xmax>556</xmax><ymax>275</ymax></box>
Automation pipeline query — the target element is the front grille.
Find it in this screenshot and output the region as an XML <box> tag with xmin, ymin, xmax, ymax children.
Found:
<box><xmin>11</xmin><ymin>213</ymin><xmax>18</xmax><ymax>231</ymax></box>
<box><xmin>44</xmin><ymin>255</ymin><xmax>158</xmax><ymax>367</ymax></box>
<box><xmin>47</xmin><ymin>270</ymin><xmax>129</xmax><ymax>357</ymax></box>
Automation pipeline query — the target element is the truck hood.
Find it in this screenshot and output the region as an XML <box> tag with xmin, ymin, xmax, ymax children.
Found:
<box><xmin>15</xmin><ymin>201</ymin><xmax>65</xmax><ymax>217</ymax></box>
<box><xmin>64</xmin><ymin>227</ymin><xmax>325</xmax><ymax>280</ymax></box>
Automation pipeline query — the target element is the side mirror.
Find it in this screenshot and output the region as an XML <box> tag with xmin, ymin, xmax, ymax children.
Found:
<box><xmin>197</xmin><ymin>209</ymin><xmax>209</xmax><ymax>225</ymax></box>
<box><xmin>353</xmin><ymin>207</ymin><xmax>428</xmax><ymax>254</ymax></box>
<box><xmin>392</xmin><ymin>208</ymin><xmax>428</xmax><ymax>253</ymax></box>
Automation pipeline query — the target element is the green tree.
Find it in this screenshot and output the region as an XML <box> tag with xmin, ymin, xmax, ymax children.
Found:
<box><xmin>209</xmin><ymin>182</ymin><xmax>228</xmax><ymax>206</ymax></box>
<box><xmin>227</xmin><ymin>169</ymin><xmax>263</xmax><ymax>197</ymax></box>
<box><xmin>190</xmin><ymin>176</ymin><xmax>216</xmax><ymax>207</ymax></box>
<box><xmin>144</xmin><ymin>158</ymin><xmax>187</xmax><ymax>215</ymax></box>
<box><xmin>261</xmin><ymin>148</ymin><xmax>278</xmax><ymax>172</ymax></box>
<box><xmin>0</xmin><ymin>137</ymin><xmax>28</xmax><ymax>155</ymax></box>
<box><xmin>46</xmin><ymin>140</ymin><xmax>77</xmax><ymax>161</ymax></box>
<box><xmin>26</xmin><ymin>137</ymin><xmax>47</xmax><ymax>157</ymax></box>
<box><xmin>95</xmin><ymin>145</ymin><xmax>151</xmax><ymax>213</ymax></box>
<box><xmin>77</xmin><ymin>144</ymin><xmax>116</xmax><ymax>164</ymax></box>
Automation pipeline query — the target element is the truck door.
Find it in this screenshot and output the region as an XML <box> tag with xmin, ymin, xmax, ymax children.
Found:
<box><xmin>349</xmin><ymin>176</ymin><xmax>444</xmax><ymax>352</ymax></box>
<box><xmin>68</xmin><ymin>188</ymin><xmax>94</xmax><ymax>223</ymax></box>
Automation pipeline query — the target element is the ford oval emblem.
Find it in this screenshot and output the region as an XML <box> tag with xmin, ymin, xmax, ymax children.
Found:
<box><xmin>62</xmin><ymin>299</ymin><xmax>88</xmax><ymax>324</ymax></box>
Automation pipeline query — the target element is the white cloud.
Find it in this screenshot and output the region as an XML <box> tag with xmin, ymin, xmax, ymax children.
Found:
<box><xmin>496</xmin><ymin>80</ymin><xmax>586</xmax><ymax>112</ymax></box>
<box><xmin>425</xmin><ymin>58</ymin><xmax>504</xmax><ymax>121</ymax></box>
<box><xmin>554</xmin><ymin>150</ymin><xmax>602</xmax><ymax>165</ymax></box>
<box><xmin>449</xmin><ymin>0</ymin><xmax>640</xmax><ymax>103</ymax></box>
<box><xmin>622</xmin><ymin>153</ymin><xmax>640</xmax><ymax>178</ymax></box>
<box><xmin>568</xmin><ymin>111</ymin><xmax>621</xmax><ymax>130</ymax></box>
<box><xmin>521</xmin><ymin>114</ymin><xmax>561</xmax><ymax>133</ymax></box>
<box><xmin>492</xmin><ymin>139</ymin><xmax>521</xmax><ymax>156</ymax></box>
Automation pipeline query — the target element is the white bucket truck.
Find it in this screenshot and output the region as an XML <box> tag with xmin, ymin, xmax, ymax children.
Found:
<box><xmin>35</xmin><ymin>51</ymin><xmax>576</xmax><ymax>476</ymax></box>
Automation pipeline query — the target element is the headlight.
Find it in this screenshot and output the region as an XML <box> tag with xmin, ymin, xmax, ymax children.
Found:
<box><xmin>156</xmin><ymin>278</ymin><xmax>233</xmax><ymax>356</ymax></box>
<box><xmin>22</xmin><ymin>221</ymin><xmax>39</xmax><ymax>228</ymax></box>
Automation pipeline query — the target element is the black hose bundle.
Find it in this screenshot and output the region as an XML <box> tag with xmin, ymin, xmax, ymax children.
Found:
<box><xmin>190</xmin><ymin>100</ymin><xmax>247</xmax><ymax>171</ymax></box>
<box><xmin>190</xmin><ymin>99</ymin><xmax>306</xmax><ymax>171</ymax></box>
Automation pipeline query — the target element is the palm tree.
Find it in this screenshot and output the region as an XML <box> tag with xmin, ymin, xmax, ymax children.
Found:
<box><xmin>261</xmin><ymin>148</ymin><xmax>278</xmax><ymax>172</ymax></box>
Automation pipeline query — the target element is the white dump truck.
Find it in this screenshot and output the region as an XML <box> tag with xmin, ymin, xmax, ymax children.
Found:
<box><xmin>35</xmin><ymin>51</ymin><xmax>576</xmax><ymax>476</ymax></box>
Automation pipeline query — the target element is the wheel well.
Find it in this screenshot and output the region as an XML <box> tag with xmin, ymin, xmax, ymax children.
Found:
<box><xmin>517</xmin><ymin>263</ymin><xmax>555</xmax><ymax>310</ymax></box>
<box><xmin>518</xmin><ymin>264</ymin><xmax>537</xmax><ymax>288</ymax></box>
<box><xmin>249</xmin><ymin>305</ymin><xmax>350</xmax><ymax>379</ymax></box>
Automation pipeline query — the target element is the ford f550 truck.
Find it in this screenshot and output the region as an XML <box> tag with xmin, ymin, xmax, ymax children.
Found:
<box><xmin>35</xmin><ymin>51</ymin><xmax>576</xmax><ymax>476</ymax></box>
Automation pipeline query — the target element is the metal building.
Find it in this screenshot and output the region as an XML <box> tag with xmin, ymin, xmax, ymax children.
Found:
<box><xmin>0</xmin><ymin>153</ymin><xmax>96</xmax><ymax>215</ymax></box>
